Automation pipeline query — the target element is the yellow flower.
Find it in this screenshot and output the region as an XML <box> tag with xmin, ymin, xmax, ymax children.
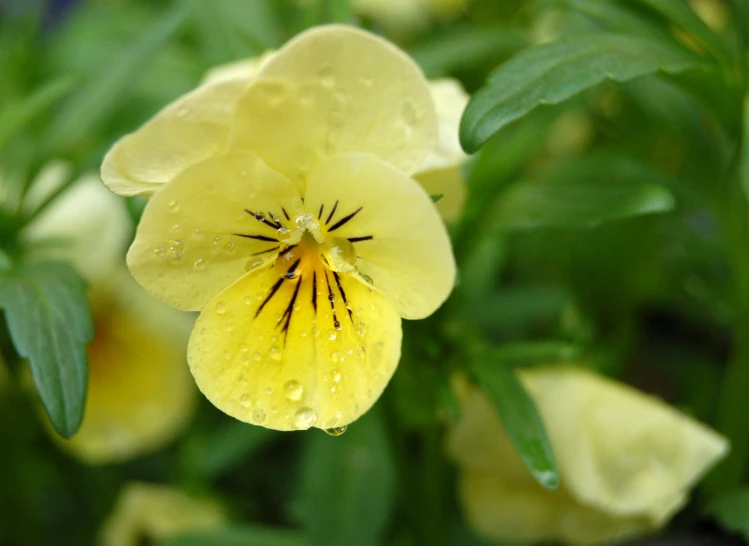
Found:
<box><xmin>101</xmin><ymin>26</ymin><xmax>456</xmax><ymax>431</ymax></box>
<box><xmin>100</xmin><ymin>482</ymin><xmax>225</xmax><ymax>546</ymax></box>
<box><xmin>23</xmin><ymin>172</ymin><xmax>195</xmax><ymax>463</ymax></box>
<box><xmin>448</xmin><ymin>367</ymin><xmax>729</xmax><ymax>545</ymax></box>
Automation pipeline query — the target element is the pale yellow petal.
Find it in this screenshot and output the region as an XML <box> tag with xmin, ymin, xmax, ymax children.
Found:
<box><xmin>200</xmin><ymin>51</ymin><xmax>276</xmax><ymax>86</ymax></box>
<box><xmin>127</xmin><ymin>151</ymin><xmax>303</xmax><ymax>311</ymax></box>
<box><xmin>60</xmin><ymin>271</ymin><xmax>195</xmax><ymax>464</ymax></box>
<box><xmin>23</xmin><ymin>174</ymin><xmax>131</xmax><ymax>282</ymax></box>
<box><xmin>305</xmin><ymin>152</ymin><xmax>455</xmax><ymax>319</ymax></box>
<box><xmin>102</xmin><ymin>78</ymin><xmax>249</xmax><ymax>197</ymax></box>
<box><xmin>415</xmin><ymin>165</ymin><xmax>466</xmax><ymax>223</ymax></box>
<box><xmin>417</xmin><ymin>78</ymin><xmax>469</xmax><ymax>173</ymax></box>
<box><xmin>100</xmin><ymin>482</ymin><xmax>225</xmax><ymax>546</ymax></box>
<box><xmin>520</xmin><ymin>366</ymin><xmax>730</xmax><ymax>523</ymax></box>
<box><xmin>231</xmin><ymin>25</ymin><xmax>437</xmax><ymax>189</ymax></box>
<box><xmin>188</xmin><ymin>262</ymin><xmax>401</xmax><ymax>431</ymax></box>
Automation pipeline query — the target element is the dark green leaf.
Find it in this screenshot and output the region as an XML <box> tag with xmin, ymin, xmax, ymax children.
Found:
<box><xmin>460</xmin><ymin>33</ymin><xmax>706</xmax><ymax>152</ymax></box>
<box><xmin>0</xmin><ymin>262</ymin><xmax>92</xmax><ymax>437</ymax></box>
<box><xmin>706</xmin><ymin>488</ymin><xmax>749</xmax><ymax>540</ymax></box>
<box><xmin>410</xmin><ymin>25</ymin><xmax>526</xmax><ymax>77</ymax></box>
<box><xmin>160</xmin><ymin>525</ymin><xmax>304</xmax><ymax>546</ymax></box>
<box><xmin>198</xmin><ymin>422</ymin><xmax>276</xmax><ymax>477</ymax></box>
<box><xmin>490</xmin><ymin>341</ymin><xmax>581</xmax><ymax>366</ymax></box>
<box><xmin>293</xmin><ymin>410</ymin><xmax>395</xmax><ymax>546</ymax></box>
<box><xmin>560</xmin><ymin>0</ymin><xmax>672</xmax><ymax>39</ymax></box>
<box><xmin>492</xmin><ymin>155</ymin><xmax>675</xmax><ymax>230</ymax></box>
<box><xmin>471</xmin><ymin>359</ymin><xmax>558</xmax><ymax>490</ymax></box>
<box><xmin>44</xmin><ymin>7</ymin><xmax>186</xmax><ymax>154</ymax></box>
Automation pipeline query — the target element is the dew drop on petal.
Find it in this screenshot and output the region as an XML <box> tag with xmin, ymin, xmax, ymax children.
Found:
<box><xmin>331</xmin><ymin>368</ymin><xmax>342</xmax><ymax>382</ymax></box>
<box><xmin>240</xmin><ymin>395</ymin><xmax>251</xmax><ymax>407</ymax></box>
<box><xmin>277</xmin><ymin>227</ymin><xmax>292</xmax><ymax>243</ymax></box>
<box><xmin>327</xmin><ymin>329</ymin><xmax>337</xmax><ymax>341</ymax></box>
<box><xmin>194</xmin><ymin>258</ymin><xmax>204</xmax><ymax>269</ymax></box>
<box><xmin>269</xmin><ymin>346</ymin><xmax>281</xmax><ymax>361</ymax></box>
<box><xmin>252</xmin><ymin>408</ymin><xmax>266</xmax><ymax>423</ymax></box>
<box><xmin>284</xmin><ymin>380</ymin><xmax>304</xmax><ymax>402</ymax></box>
<box><xmin>293</xmin><ymin>407</ymin><xmax>317</xmax><ymax>430</ymax></box>
<box><xmin>193</xmin><ymin>229</ymin><xmax>203</xmax><ymax>239</ymax></box>
<box><xmin>253</xmin><ymin>352</ymin><xmax>262</xmax><ymax>361</ymax></box>
<box><xmin>324</xmin><ymin>425</ymin><xmax>347</xmax><ymax>436</ymax></box>
<box><xmin>167</xmin><ymin>200</ymin><xmax>180</xmax><ymax>211</ymax></box>
<box><xmin>334</xmin><ymin>320</ymin><xmax>341</xmax><ymax>331</ymax></box>
<box><xmin>265</xmin><ymin>387</ymin><xmax>273</xmax><ymax>395</ymax></box>
<box><xmin>216</xmin><ymin>301</ymin><xmax>226</xmax><ymax>314</ymax></box>
<box><xmin>153</xmin><ymin>246</ymin><xmax>166</xmax><ymax>257</ymax></box>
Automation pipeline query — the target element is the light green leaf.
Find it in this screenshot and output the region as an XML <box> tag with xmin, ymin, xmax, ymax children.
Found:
<box><xmin>492</xmin><ymin>155</ymin><xmax>675</xmax><ymax>230</ymax></box>
<box><xmin>0</xmin><ymin>262</ymin><xmax>92</xmax><ymax>437</ymax></box>
<box><xmin>707</xmin><ymin>488</ymin><xmax>749</xmax><ymax>540</ymax></box>
<box><xmin>293</xmin><ymin>410</ymin><xmax>395</xmax><ymax>546</ymax></box>
<box><xmin>0</xmin><ymin>76</ymin><xmax>77</xmax><ymax>152</ymax></box>
<box><xmin>160</xmin><ymin>525</ymin><xmax>304</xmax><ymax>546</ymax></box>
<box><xmin>44</xmin><ymin>7</ymin><xmax>186</xmax><ymax>154</ymax></box>
<box><xmin>460</xmin><ymin>33</ymin><xmax>706</xmax><ymax>152</ymax></box>
<box><xmin>471</xmin><ymin>359</ymin><xmax>558</xmax><ymax>490</ymax></box>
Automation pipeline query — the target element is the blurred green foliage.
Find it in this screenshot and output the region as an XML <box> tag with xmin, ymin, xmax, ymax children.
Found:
<box><xmin>1</xmin><ymin>0</ymin><xmax>749</xmax><ymax>545</ymax></box>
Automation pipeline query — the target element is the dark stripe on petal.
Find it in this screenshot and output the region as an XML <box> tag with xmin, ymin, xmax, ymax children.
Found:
<box><xmin>312</xmin><ymin>271</ymin><xmax>318</xmax><ymax>314</ymax></box>
<box><xmin>281</xmin><ymin>207</ymin><xmax>290</xmax><ymax>221</ymax></box>
<box><xmin>347</xmin><ymin>236</ymin><xmax>374</xmax><ymax>243</ymax></box>
<box><xmin>333</xmin><ymin>271</ymin><xmax>354</xmax><ymax>323</ymax></box>
<box><xmin>328</xmin><ymin>207</ymin><xmax>363</xmax><ymax>232</ymax></box>
<box><xmin>252</xmin><ymin>246</ymin><xmax>280</xmax><ymax>256</ymax></box>
<box><xmin>234</xmin><ymin>233</ymin><xmax>277</xmax><ymax>242</ymax></box>
<box><xmin>325</xmin><ymin>200</ymin><xmax>339</xmax><ymax>225</ymax></box>
<box><xmin>255</xmin><ymin>278</ymin><xmax>284</xmax><ymax>318</ymax></box>
<box><xmin>245</xmin><ymin>209</ymin><xmax>282</xmax><ymax>230</ymax></box>
<box><xmin>324</xmin><ymin>270</ymin><xmax>339</xmax><ymax>328</ymax></box>
<box><xmin>318</xmin><ymin>204</ymin><xmax>324</xmax><ymax>220</ymax></box>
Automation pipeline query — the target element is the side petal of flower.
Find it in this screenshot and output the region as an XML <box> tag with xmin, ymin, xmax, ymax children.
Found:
<box><xmin>418</xmin><ymin>78</ymin><xmax>469</xmax><ymax>173</ymax></box>
<box><xmin>127</xmin><ymin>151</ymin><xmax>303</xmax><ymax>311</ymax></box>
<box><xmin>305</xmin><ymin>152</ymin><xmax>456</xmax><ymax>319</ymax></box>
<box><xmin>231</xmin><ymin>25</ymin><xmax>437</xmax><ymax>190</ymax></box>
<box><xmin>188</xmin><ymin>264</ymin><xmax>402</xmax><ymax>431</ymax></box>
<box><xmin>521</xmin><ymin>367</ymin><xmax>730</xmax><ymax>523</ymax></box>
<box><xmin>415</xmin><ymin>165</ymin><xmax>466</xmax><ymax>223</ymax></box>
<box><xmin>101</xmin><ymin>78</ymin><xmax>249</xmax><ymax>197</ymax></box>
<box><xmin>200</xmin><ymin>51</ymin><xmax>275</xmax><ymax>86</ymax></box>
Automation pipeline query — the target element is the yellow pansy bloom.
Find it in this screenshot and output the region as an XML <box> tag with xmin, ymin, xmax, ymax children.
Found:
<box><xmin>102</xmin><ymin>26</ymin><xmax>456</xmax><ymax>431</ymax></box>
<box><xmin>23</xmin><ymin>172</ymin><xmax>195</xmax><ymax>463</ymax></box>
<box><xmin>100</xmin><ymin>482</ymin><xmax>225</xmax><ymax>546</ymax></box>
<box><xmin>448</xmin><ymin>367</ymin><xmax>729</xmax><ymax>545</ymax></box>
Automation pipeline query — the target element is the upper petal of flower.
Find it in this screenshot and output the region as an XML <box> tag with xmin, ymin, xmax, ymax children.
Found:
<box><xmin>305</xmin><ymin>152</ymin><xmax>455</xmax><ymax>319</ymax></box>
<box><xmin>417</xmin><ymin>78</ymin><xmax>469</xmax><ymax>173</ymax></box>
<box><xmin>230</xmin><ymin>25</ymin><xmax>437</xmax><ymax>191</ymax></box>
<box><xmin>200</xmin><ymin>51</ymin><xmax>275</xmax><ymax>86</ymax></box>
<box><xmin>188</xmin><ymin>262</ymin><xmax>402</xmax><ymax>431</ymax></box>
<box><xmin>127</xmin><ymin>151</ymin><xmax>303</xmax><ymax>311</ymax></box>
<box><xmin>101</xmin><ymin>77</ymin><xmax>250</xmax><ymax>197</ymax></box>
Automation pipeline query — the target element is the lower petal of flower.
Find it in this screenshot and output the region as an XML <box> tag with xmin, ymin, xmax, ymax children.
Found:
<box><xmin>188</xmin><ymin>261</ymin><xmax>402</xmax><ymax>431</ymax></box>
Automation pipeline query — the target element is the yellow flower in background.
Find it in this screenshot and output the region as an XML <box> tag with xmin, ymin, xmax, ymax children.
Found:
<box><xmin>101</xmin><ymin>25</ymin><xmax>456</xmax><ymax>431</ymax></box>
<box><xmin>448</xmin><ymin>367</ymin><xmax>729</xmax><ymax>546</ymax></box>
<box><xmin>23</xmin><ymin>173</ymin><xmax>195</xmax><ymax>463</ymax></box>
<box><xmin>100</xmin><ymin>482</ymin><xmax>225</xmax><ymax>546</ymax></box>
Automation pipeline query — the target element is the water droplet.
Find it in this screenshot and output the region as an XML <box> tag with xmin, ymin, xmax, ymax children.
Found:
<box><xmin>402</xmin><ymin>100</ymin><xmax>419</xmax><ymax>126</ymax></box>
<box><xmin>376</xmin><ymin>340</ymin><xmax>385</xmax><ymax>349</ymax></box>
<box><xmin>253</xmin><ymin>211</ymin><xmax>265</xmax><ymax>221</ymax></box>
<box><xmin>167</xmin><ymin>200</ymin><xmax>180</xmax><ymax>211</ymax></box>
<box><xmin>213</xmin><ymin>235</ymin><xmax>223</xmax><ymax>246</ymax></box>
<box><xmin>325</xmin><ymin>425</ymin><xmax>347</xmax><ymax>436</ymax></box>
<box><xmin>153</xmin><ymin>246</ymin><xmax>166</xmax><ymax>257</ymax></box>
<box><xmin>269</xmin><ymin>346</ymin><xmax>282</xmax><ymax>361</ymax></box>
<box><xmin>252</xmin><ymin>408</ymin><xmax>266</xmax><ymax>423</ymax></box>
<box><xmin>295</xmin><ymin>213</ymin><xmax>315</xmax><ymax>231</ymax></box>
<box><xmin>216</xmin><ymin>301</ymin><xmax>226</xmax><ymax>314</ymax></box>
<box><xmin>245</xmin><ymin>296</ymin><xmax>252</xmax><ymax>305</ymax></box>
<box><xmin>331</xmin><ymin>352</ymin><xmax>343</xmax><ymax>364</ymax></box>
<box><xmin>284</xmin><ymin>380</ymin><xmax>304</xmax><ymax>401</ymax></box>
<box><xmin>240</xmin><ymin>395</ymin><xmax>251</xmax><ymax>407</ymax></box>
<box><xmin>328</xmin><ymin>293</ymin><xmax>335</xmax><ymax>303</ymax></box>
<box><xmin>321</xmin><ymin>237</ymin><xmax>357</xmax><ymax>273</ymax></box>
<box><xmin>356</xmin><ymin>322</ymin><xmax>368</xmax><ymax>337</ymax></box>
<box><xmin>327</xmin><ymin>329</ymin><xmax>337</xmax><ymax>341</ymax></box>
<box><xmin>194</xmin><ymin>258</ymin><xmax>204</xmax><ymax>269</ymax></box>
<box><xmin>331</xmin><ymin>368</ymin><xmax>342</xmax><ymax>382</ymax></box>
<box><xmin>253</xmin><ymin>352</ymin><xmax>262</xmax><ymax>361</ymax></box>
<box><xmin>354</xmin><ymin>306</ymin><xmax>363</xmax><ymax>316</ymax></box>
<box><xmin>225</xmin><ymin>241</ymin><xmax>235</xmax><ymax>253</ymax></box>
<box><xmin>171</xmin><ymin>223</ymin><xmax>181</xmax><ymax>233</ymax></box>
<box><xmin>293</xmin><ymin>407</ymin><xmax>318</xmax><ymax>430</ymax></box>
<box><xmin>169</xmin><ymin>240</ymin><xmax>183</xmax><ymax>254</ymax></box>
<box><xmin>334</xmin><ymin>320</ymin><xmax>341</xmax><ymax>330</ymax></box>
<box><xmin>329</xmin><ymin>384</ymin><xmax>337</xmax><ymax>393</ymax></box>
<box><xmin>239</xmin><ymin>344</ymin><xmax>248</xmax><ymax>353</ymax></box>
<box><xmin>171</xmin><ymin>252</ymin><xmax>183</xmax><ymax>263</ymax></box>
<box><xmin>277</xmin><ymin>227</ymin><xmax>292</xmax><ymax>242</ymax></box>
<box><xmin>193</xmin><ymin>229</ymin><xmax>203</xmax><ymax>239</ymax></box>
<box><xmin>265</xmin><ymin>387</ymin><xmax>273</xmax><ymax>395</ymax></box>
<box><xmin>240</xmin><ymin>376</ymin><xmax>248</xmax><ymax>385</ymax></box>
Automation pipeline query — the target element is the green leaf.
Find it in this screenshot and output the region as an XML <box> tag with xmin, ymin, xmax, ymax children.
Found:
<box><xmin>471</xmin><ymin>359</ymin><xmax>558</xmax><ymax>490</ymax></box>
<box><xmin>706</xmin><ymin>488</ymin><xmax>749</xmax><ymax>540</ymax></box>
<box><xmin>0</xmin><ymin>76</ymin><xmax>77</xmax><ymax>152</ymax></box>
<box><xmin>293</xmin><ymin>410</ymin><xmax>395</xmax><ymax>546</ymax></box>
<box><xmin>160</xmin><ymin>525</ymin><xmax>304</xmax><ymax>546</ymax></box>
<box><xmin>460</xmin><ymin>33</ymin><xmax>706</xmax><ymax>152</ymax></box>
<box><xmin>490</xmin><ymin>341</ymin><xmax>581</xmax><ymax>366</ymax></box>
<box><xmin>410</xmin><ymin>25</ymin><xmax>526</xmax><ymax>77</ymax></box>
<box><xmin>634</xmin><ymin>0</ymin><xmax>730</xmax><ymax>63</ymax></box>
<box><xmin>0</xmin><ymin>262</ymin><xmax>92</xmax><ymax>437</ymax></box>
<box><xmin>560</xmin><ymin>0</ymin><xmax>672</xmax><ymax>39</ymax></box>
<box><xmin>44</xmin><ymin>7</ymin><xmax>186</xmax><ymax>154</ymax></box>
<box><xmin>492</xmin><ymin>155</ymin><xmax>675</xmax><ymax>230</ymax></box>
<box><xmin>197</xmin><ymin>422</ymin><xmax>276</xmax><ymax>477</ymax></box>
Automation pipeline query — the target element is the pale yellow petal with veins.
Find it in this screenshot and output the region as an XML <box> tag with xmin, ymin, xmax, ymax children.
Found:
<box><xmin>127</xmin><ymin>151</ymin><xmax>303</xmax><ymax>312</ymax></box>
<box><xmin>188</xmin><ymin>263</ymin><xmax>401</xmax><ymax>431</ymax></box>
<box><xmin>305</xmin><ymin>152</ymin><xmax>455</xmax><ymax>319</ymax></box>
<box><xmin>231</xmin><ymin>25</ymin><xmax>437</xmax><ymax>189</ymax></box>
<box><xmin>102</xmin><ymin>78</ymin><xmax>249</xmax><ymax>197</ymax></box>
<box><xmin>448</xmin><ymin>367</ymin><xmax>729</xmax><ymax>545</ymax></box>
